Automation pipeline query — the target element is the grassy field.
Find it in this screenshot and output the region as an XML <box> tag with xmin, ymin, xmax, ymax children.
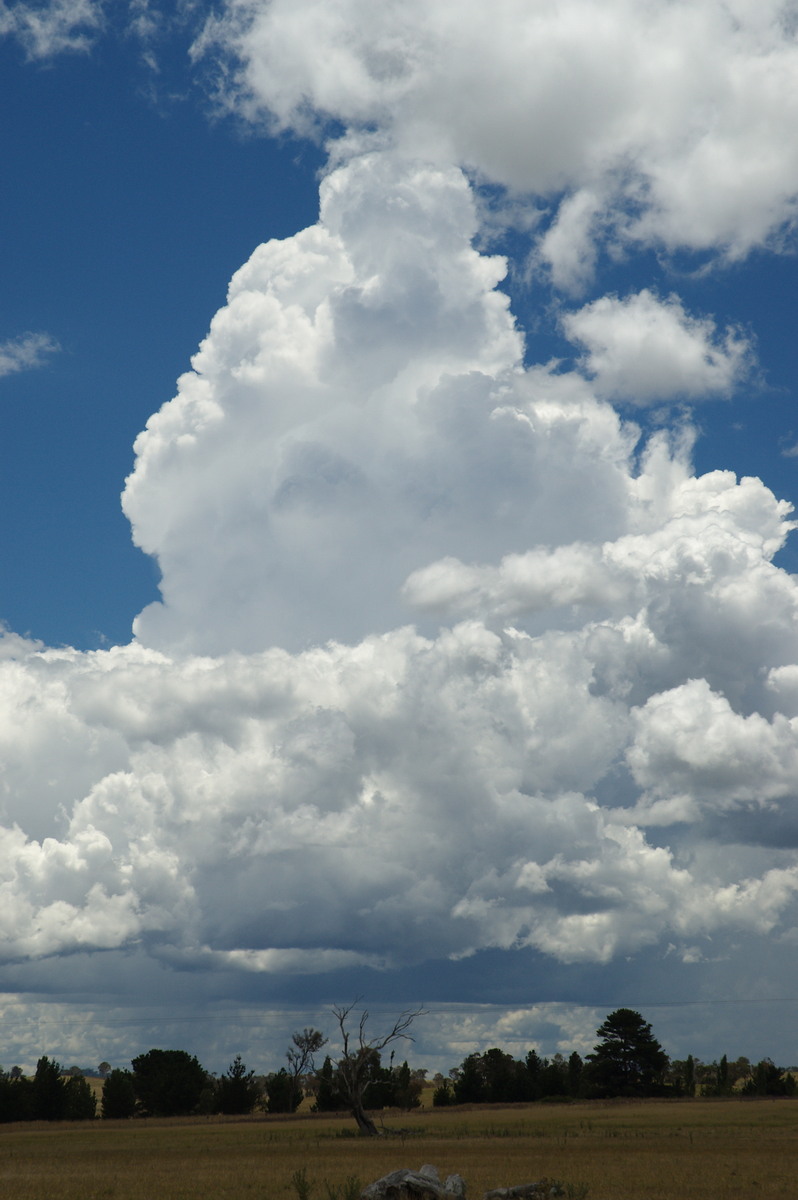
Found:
<box><xmin>1</xmin><ymin>1099</ymin><xmax>797</xmax><ymax>1200</ymax></box>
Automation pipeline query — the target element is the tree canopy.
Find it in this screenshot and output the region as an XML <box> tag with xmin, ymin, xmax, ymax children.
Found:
<box><xmin>586</xmin><ymin>1008</ymin><xmax>669</xmax><ymax>1097</ymax></box>
<box><xmin>130</xmin><ymin>1049</ymin><xmax>207</xmax><ymax>1117</ymax></box>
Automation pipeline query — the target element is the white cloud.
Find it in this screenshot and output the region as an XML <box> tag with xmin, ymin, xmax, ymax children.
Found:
<box><xmin>195</xmin><ymin>0</ymin><xmax>798</xmax><ymax>280</ymax></box>
<box><xmin>0</xmin><ymin>0</ymin><xmax>104</xmax><ymax>58</ymax></box>
<box><xmin>561</xmin><ymin>290</ymin><xmax>753</xmax><ymax>403</ymax></box>
<box><xmin>5</xmin><ymin>134</ymin><xmax>777</xmax><ymax>993</ymax></box>
<box><xmin>628</xmin><ymin>679</ymin><xmax>798</xmax><ymax>828</ymax></box>
<box><xmin>6</xmin><ymin>0</ymin><xmax>798</xmax><ymax>1071</ymax></box>
<box><xmin>3</xmin><ymin>601</ymin><xmax>798</xmax><ymax>980</ymax></box>
<box><xmin>0</xmin><ymin>332</ymin><xmax>59</xmax><ymax>378</ymax></box>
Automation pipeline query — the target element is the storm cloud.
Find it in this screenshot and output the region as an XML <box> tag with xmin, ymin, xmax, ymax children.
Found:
<box><xmin>3</xmin><ymin>0</ymin><xmax>798</xmax><ymax>1071</ymax></box>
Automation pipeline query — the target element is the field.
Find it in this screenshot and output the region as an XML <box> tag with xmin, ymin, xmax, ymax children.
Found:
<box><xmin>1</xmin><ymin>1100</ymin><xmax>797</xmax><ymax>1200</ymax></box>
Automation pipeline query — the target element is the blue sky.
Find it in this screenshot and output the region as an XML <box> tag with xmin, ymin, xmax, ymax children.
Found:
<box><xmin>4</xmin><ymin>7</ymin><xmax>798</xmax><ymax>649</ymax></box>
<box><xmin>4</xmin><ymin>0</ymin><xmax>798</xmax><ymax>1079</ymax></box>
<box><xmin>0</xmin><ymin>21</ymin><xmax>322</xmax><ymax>647</ymax></box>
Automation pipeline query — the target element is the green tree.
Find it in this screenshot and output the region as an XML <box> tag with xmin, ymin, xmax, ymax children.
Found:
<box><xmin>432</xmin><ymin>1077</ymin><xmax>454</xmax><ymax>1106</ymax></box>
<box><xmin>567</xmin><ymin>1050</ymin><xmax>584</xmax><ymax>1098</ymax></box>
<box><xmin>101</xmin><ymin>1069</ymin><xmax>137</xmax><ymax>1119</ymax></box>
<box><xmin>266</xmin><ymin>1067</ymin><xmax>300</xmax><ymax>1113</ymax></box>
<box><xmin>216</xmin><ymin>1055</ymin><xmax>262</xmax><ymax>1115</ymax></box>
<box><xmin>285</xmin><ymin>1028</ymin><xmax>327</xmax><ymax>1112</ymax></box>
<box><xmin>668</xmin><ymin>1055</ymin><xmax>697</xmax><ymax>1096</ymax></box>
<box><xmin>525</xmin><ymin>1049</ymin><xmax>543</xmax><ymax>1100</ymax></box>
<box><xmin>742</xmin><ymin>1058</ymin><xmax>796</xmax><ymax>1096</ymax></box>
<box><xmin>392</xmin><ymin>1060</ymin><xmax>423</xmax><ymax>1110</ymax></box>
<box><xmin>452</xmin><ymin>1052</ymin><xmax>486</xmax><ymax>1104</ymax></box>
<box><xmin>540</xmin><ymin>1052</ymin><xmax>568</xmax><ymax>1098</ymax></box>
<box><xmin>0</xmin><ymin>1069</ymin><xmax>32</xmax><ymax>1123</ymax></box>
<box><xmin>64</xmin><ymin>1074</ymin><xmax>97</xmax><ymax>1120</ymax></box>
<box><xmin>585</xmin><ymin>1009</ymin><xmax>668</xmax><ymax>1097</ymax></box>
<box><xmin>130</xmin><ymin>1049</ymin><xmax>207</xmax><ymax>1117</ymax></box>
<box><xmin>32</xmin><ymin>1056</ymin><xmax>67</xmax><ymax>1121</ymax></box>
<box><xmin>312</xmin><ymin>1055</ymin><xmax>347</xmax><ymax>1112</ymax></box>
<box><xmin>451</xmin><ymin>1048</ymin><xmax>533</xmax><ymax>1104</ymax></box>
<box><xmin>684</xmin><ymin>1053</ymin><xmax>697</xmax><ymax>1097</ymax></box>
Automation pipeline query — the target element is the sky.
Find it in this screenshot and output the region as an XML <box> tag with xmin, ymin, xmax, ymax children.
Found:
<box><xmin>3</xmin><ymin>0</ymin><xmax>798</xmax><ymax>1079</ymax></box>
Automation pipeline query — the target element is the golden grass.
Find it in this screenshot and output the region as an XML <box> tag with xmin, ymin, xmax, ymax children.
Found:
<box><xmin>1</xmin><ymin>1099</ymin><xmax>797</xmax><ymax>1200</ymax></box>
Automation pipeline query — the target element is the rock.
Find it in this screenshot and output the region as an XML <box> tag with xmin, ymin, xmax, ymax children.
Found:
<box><xmin>483</xmin><ymin>1183</ymin><xmax>562</xmax><ymax>1200</ymax></box>
<box><xmin>444</xmin><ymin>1176</ymin><xmax>467</xmax><ymax>1199</ymax></box>
<box><xmin>361</xmin><ymin>1166</ymin><xmax>467</xmax><ymax>1200</ymax></box>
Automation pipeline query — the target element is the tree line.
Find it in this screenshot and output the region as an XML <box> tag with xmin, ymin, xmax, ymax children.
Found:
<box><xmin>0</xmin><ymin>1006</ymin><xmax>794</xmax><ymax>1128</ymax></box>
<box><xmin>433</xmin><ymin>1009</ymin><xmax>796</xmax><ymax>1105</ymax></box>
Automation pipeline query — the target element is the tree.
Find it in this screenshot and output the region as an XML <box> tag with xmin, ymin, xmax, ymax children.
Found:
<box><xmin>539</xmin><ymin>1052</ymin><xmax>568</xmax><ymax>1098</ymax></box>
<box><xmin>130</xmin><ymin>1049</ymin><xmax>207</xmax><ymax>1117</ymax></box>
<box><xmin>525</xmin><ymin>1049</ymin><xmax>543</xmax><ymax>1100</ymax></box>
<box><xmin>0</xmin><ymin>1069</ymin><xmax>33</xmax><ymax>1123</ymax></box>
<box><xmin>453</xmin><ymin>1052</ymin><xmax>486</xmax><ymax>1104</ymax></box>
<box><xmin>265</xmin><ymin>1067</ymin><xmax>299</xmax><ymax>1113</ymax></box>
<box><xmin>98</xmin><ymin>1062</ymin><xmax>111</xmax><ymax>1079</ymax></box>
<box><xmin>312</xmin><ymin>1055</ymin><xmax>348</xmax><ymax>1113</ymax></box>
<box><xmin>216</xmin><ymin>1055</ymin><xmax>262</xmax><ymax>1115</ymax></box>
<box><xmin>102</xmin><ymin>1069</ymin><xmax>137</xmax><ymax>1119</ymax></box>
<box><xmin>742</xmin><ymin>1058</ymin><xmax>797</xmax><ymax>1097</ymax></box>
<box><xmin>567</xmin><ymin>1050</ymin><xmax>584</xmax><ymax>1098</ymax></box>
<box><xmin>717</xmin><ymin>1054</ymin><xmax>730</xmax><ymax>1096</ymax></box>
<box><xmin>668</xmin><ymin>1055</ymin><xmax>697</xmax><ymax>1097</ymax></box>
<box><xmin>64</xmin><ymin>1074</ymin><xmax>97</xmax><ymax>1120</ymax></box>
<box><xmin>32</xmin><ymin>1056</ymin><xmax>67</xmax><ymax>1121</ymax></box>
<box><xmin>328</xmin><ymin>999</ymin><xmax>426</xmax><ymax>1135</ymax></box>
<box><xmin>285</xmin><ymin>1028</ymin><xmax>327</xmax><ymax>1112</ymax></box>
<box><xmin>585</xmin><ymin>1009</ymin><xmax>668</xmax><ymax>1097</ymax></box>
<box><xmin>452</xmin><ymin>1048</ymin><xmax>532</xmax><ymax>1104</ymax></box>
<box><xmin>391</xmin><ymin>1060</ymin><xmax>424</xmax><ymax>1110</ymax></box>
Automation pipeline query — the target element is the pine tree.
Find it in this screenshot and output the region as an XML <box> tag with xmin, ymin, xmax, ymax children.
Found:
<box><xmin>585</xmin><ymin>1009</ymin><xmax>668</xmax><ymax>1097</ymax></box>
<box><xmin>217</xmin><ymin>1055</ymin><xmax>261</xmax><ymax>1115</ymax></box>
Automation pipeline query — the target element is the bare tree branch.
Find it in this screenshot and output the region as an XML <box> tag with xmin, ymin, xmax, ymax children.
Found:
<box><xmin>328</xmin><ymin>998</ymin><xmax>427</xmax><ymax>1136</ymax></box>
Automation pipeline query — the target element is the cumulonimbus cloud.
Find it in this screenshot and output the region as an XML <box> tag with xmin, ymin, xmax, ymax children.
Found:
<box><xmin>3</xmin><ymin>0</ymin><xmax>798</xmax><ymax>1053</ymax></box>
<box><xmin>0</xmin><ymin>146</ymin><xmax>794</xmax><ymax>984</ymax></box>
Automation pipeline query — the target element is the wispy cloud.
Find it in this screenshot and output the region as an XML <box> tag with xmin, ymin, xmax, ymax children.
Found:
<box><xmin>0</xmin><ymin>331</ymin><xmax>59</xmax><ymax>378</ymax></box>
<box><xmin>0</xmin><ymin>0</ymin><xmax>105</xmax><ymax>58</ymax></box>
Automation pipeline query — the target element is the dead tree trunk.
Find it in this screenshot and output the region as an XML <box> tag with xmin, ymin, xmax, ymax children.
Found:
<box><xmin>351</xmin><ymin>1100</ymin><xmax>379</xmax><ymax>1136</ymax></box>
<box><xmin>330</xmin><ymin>999</ymin><xmax>426</xmax><ymax>1137</ymax></box>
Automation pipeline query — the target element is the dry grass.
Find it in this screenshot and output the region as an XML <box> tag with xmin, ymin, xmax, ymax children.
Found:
<box><xmin>1</xmin><ymin>1099</ymin><xmax>797</xmax><ymax>1199</ymax></box>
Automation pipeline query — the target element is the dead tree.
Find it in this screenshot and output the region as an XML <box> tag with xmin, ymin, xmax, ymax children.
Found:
<box><xmin>331</xmin><ymin>999</ymin><xmax>426</xmax><ymax>1135</ymax></box>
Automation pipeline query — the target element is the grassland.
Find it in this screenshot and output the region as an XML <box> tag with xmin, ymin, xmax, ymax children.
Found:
<box><xmin>1</xmin><ymin>1099</ymin><xmax>797</xmax><ymax>1200</ymax></box>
